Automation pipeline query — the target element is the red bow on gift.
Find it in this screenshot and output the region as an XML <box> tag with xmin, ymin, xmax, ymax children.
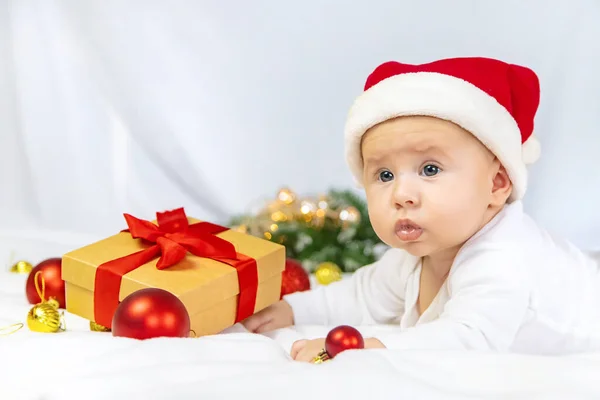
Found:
<box><xmin>93</xmin><ymin>208</ymin><xmax>258</xmax><ymax>329</ymax></box>
<box><xmin>122</xmin><ymin>208</ymin><xmax>237</xmax><ymax>269</ymax></box>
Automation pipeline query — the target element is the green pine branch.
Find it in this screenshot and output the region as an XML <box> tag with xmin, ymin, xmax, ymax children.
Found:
<box><xmin>228</xmin><ymin>188</ymin><xmax>386</xmax><ymax>273</ymax></box>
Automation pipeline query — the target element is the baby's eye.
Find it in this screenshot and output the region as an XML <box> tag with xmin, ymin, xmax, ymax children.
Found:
<box><xmin>421</xmin><ymin>164</ymin><xmax>441</xmax><ymax>177</ymax></box>
<box><xmin>378</xmin><ymin>170</ymin><xmax>394</xmax><ymax>182</ymax></box>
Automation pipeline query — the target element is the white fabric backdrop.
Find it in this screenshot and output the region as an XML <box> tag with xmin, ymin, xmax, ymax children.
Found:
<box><xmin>0</xmin><ymin>0</ymin><xmax>599</xmax><ymax>252</ymax></box>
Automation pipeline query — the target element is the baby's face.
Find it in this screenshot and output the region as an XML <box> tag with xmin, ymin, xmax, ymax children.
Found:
<box><xmin>361</xmin><ymin>116</ymin><xmax>507</xmax><ymax>258</ymax></box>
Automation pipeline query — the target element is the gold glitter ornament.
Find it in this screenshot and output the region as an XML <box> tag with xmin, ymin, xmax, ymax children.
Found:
<box><xmin>315</xmin><ymin>262</ymin><xmax>343</xmax><ymax>285</ymax></box>
<box><xmin>9</xmin><ymin>260</ymin><xmax>33</xmax><ymax>274</ymax></box>
<box><xmin>90</xmin><ymin>321</ymin><xmax>111</xmax><ymax>332</ymax></box>
<box><xmin>26</xmin><ymin>271</ymin><xmax>66</xmax><ymax>333</ymax></box>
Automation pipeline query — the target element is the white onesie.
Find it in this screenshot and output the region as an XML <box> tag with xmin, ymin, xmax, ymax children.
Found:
<box><xmin>284</xmin><ymin>201</ymin><xmax>600</xmax><ymax>355</ymax></box>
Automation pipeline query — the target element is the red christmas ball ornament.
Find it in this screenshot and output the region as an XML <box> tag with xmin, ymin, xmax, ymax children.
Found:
<box><xmin>25</xmin><ymin>258</ymin><xmax>65</xmax><ymax>308</ymax></box>
<box><xmin>325</xmin><ymin>325</ymin><xmax>365</xmax><ymax>358</ymax></box>
<box><xmin>111</xmin><ymin>288</ymin><xmax>191</xmax><ymax>340</ymax></box>
<box><xmin>280</xmin><ymin>258</ymin><xmax>311</xmax><ymax>299</ymax></box>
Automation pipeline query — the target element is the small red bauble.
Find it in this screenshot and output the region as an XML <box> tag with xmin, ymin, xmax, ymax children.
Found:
<box><xmin>280</xmin><ymin>258</ymin><xmax>311</xmax><ymax>299</ymax></box>
<box><xmin>112</xmin><ymin>288</ymin><xmax>191</xmax><ymax>340</ymax></box>
<box><xmin>25</xmin><ymin>258</ymin><xmax>65</xmax><ymax>308</ymax></box>
<box><xmin>325</xmin><ymin>325</ymin><xmax>365</xmax><ymax>358</ymax></box>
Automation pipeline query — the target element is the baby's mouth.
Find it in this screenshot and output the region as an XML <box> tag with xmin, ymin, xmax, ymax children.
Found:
<box><xmin>394</xmin><ymin>219</ymin><xmax>423</xmax><ymax>242</ymax></box>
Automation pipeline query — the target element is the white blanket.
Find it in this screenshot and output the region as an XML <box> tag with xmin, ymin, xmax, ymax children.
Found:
<box><xmin>2</xmin><ymin>229</ymin><xmax>600</xmax><ymax>400</ymax></box>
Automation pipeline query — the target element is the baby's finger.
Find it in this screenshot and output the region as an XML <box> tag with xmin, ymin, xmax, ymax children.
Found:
<box><xmin>241</xmin><ymin>310</ymin><xmax>271</xmax><ymax>332</ymax></box>
<box><xmin>255</xmin><ymin>320</ymin><xmax>279</xmax><ymax>334</ymax></box>
<box><xmin>296</xmin><ymin>348</ymin><xmax>318</xmax><ymax>363</ymax></box>
<box><xmin>290</xmin><ymin>339</ymin><xmax>308</xmax><ymax>359</ymax></box>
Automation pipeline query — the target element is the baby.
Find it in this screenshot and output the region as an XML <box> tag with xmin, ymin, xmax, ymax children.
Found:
<box><xmin>242</xmin><ymin>57</ymin><xmax>600</xmax><ymax>361</ymax></box>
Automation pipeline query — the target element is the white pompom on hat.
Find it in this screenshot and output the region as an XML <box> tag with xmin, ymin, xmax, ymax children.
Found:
<box><xmin>344</xmin><ymin>57</ymin><xmax>541</xmax><ymax>201</ymax></box>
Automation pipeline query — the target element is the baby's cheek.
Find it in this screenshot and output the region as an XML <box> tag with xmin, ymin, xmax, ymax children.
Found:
<box><xmin>370</xmin><ymin>212</ymin><xmax>389</xmax><ymax>239</ymax></box>
<box><xmin>368</xmin><ymin>207</ymin><xmax>394</xmax><ymax>242</ymax></box>
<box><xmin>441</xmin><ymin>177</ymin><xmax>486</xmax><ymax>209</ymax></box>
<box><xmin>439</xmin><ymin>202</ymin><xmax>485</xmax><ymax>243</ymax></box>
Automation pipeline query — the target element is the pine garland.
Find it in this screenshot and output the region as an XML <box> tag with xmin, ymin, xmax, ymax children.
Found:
<box><xmin>228</xmin><ymin>188</ymin><xmax>387</xmax><ymax>273</ymax></box>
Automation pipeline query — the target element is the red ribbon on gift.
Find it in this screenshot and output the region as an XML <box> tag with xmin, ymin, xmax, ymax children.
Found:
<box><xmin>93</xmin><ymin>208</ymin><xmax>258</xmax><ymax>329</ymax></box>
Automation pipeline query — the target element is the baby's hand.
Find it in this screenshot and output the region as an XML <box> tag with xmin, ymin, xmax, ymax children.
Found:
<box><xmin>241</xmin><ymin>300</ymin><xmax>294</xmax><ymax>333</ymax></box>
<box><xmin>291</xmin><ymin>337</ymin><xmax>386</xmax><ymax>362</ymax></box>
<box><xmin>290</xmin><ymin>338</ymin><xmax>326</xmax><ymax>362</ymax></box>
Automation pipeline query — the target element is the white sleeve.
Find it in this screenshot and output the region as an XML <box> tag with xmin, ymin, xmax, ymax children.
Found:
<box><xmin>374</xmin><ymin>247</ymin><xmax>531</xmax><ymax>352</ymax></box>
<box><xmin>283</xmin><ymin>248</ymin><xmax>414</xmax><ymax>326</ymax></box>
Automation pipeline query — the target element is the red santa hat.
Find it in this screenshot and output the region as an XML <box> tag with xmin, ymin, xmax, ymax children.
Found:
<box><xmin>344</xmin><ymin>57</ymin><xmax>541</xmax><ymax>202</ymax></box>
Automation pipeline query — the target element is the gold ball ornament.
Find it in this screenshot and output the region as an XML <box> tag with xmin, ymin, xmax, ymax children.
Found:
<box><xmin>315</xmin><ymin>262</ymin><xmax>343</xmax><ymax>285</ymax></box>
<box><xmin>25</xmin><ymin>271</ymin><xmax>66</xmax><ymax>333</ymax></box>
<box><xmin>90</xmin><ymin>321</ymin><xmax>111</xmax><ymax>332</ymax></box>
<box><xmin>9</xmin><ymin>260</ymin><xmax>33</xmax><ymax>274</ymax></box>
<box><xmin>27</xmin><ymin>302</ymin><xmax>65</xmax><ymax>333</ymax></box>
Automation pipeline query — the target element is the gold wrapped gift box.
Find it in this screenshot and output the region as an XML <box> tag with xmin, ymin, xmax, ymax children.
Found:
<box><xmin>62</xmin><ymin>214</ymin><xmax>286</xmax><ymax>337</ymax></box>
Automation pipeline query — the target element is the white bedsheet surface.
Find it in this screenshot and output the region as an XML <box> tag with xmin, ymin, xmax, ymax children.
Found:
<box><xmin>1</xmin><ymin>228</ymin><xmax>600</xmax><ymax>400</ymax></box>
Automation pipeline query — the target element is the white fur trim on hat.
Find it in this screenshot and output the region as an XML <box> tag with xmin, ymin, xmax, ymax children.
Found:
<box><xmin>345</xmin><ymin>72</ymin><xmax>532</xmax><ymax>202</ymax></box>
<box><xmin>522</xmin><ymin>135</ymin><xmax>541</xmax><ymax>165</ymax></box>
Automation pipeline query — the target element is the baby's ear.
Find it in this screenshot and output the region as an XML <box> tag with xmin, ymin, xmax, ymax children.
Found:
<box><xmin>490</xmin><ymin>163</ymin><xmax>512</xmax><ymax>206</ymax></box>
